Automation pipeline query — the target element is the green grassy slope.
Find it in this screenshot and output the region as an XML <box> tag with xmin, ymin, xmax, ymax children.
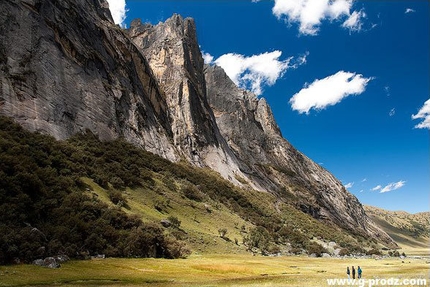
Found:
<box><xmin>0</xmin><ymin>116</ymin><xmax>385</xmax><ymax>264</ymax></box>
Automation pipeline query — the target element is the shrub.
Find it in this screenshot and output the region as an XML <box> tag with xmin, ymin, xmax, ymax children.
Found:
<box><xmin>387</xmin><ymin>250</ymin><xmax>400</xmax><ymax>257</ymax></box>
<box><xmin>243</xmin><ymin>226</ymin><xmax>271</xmax><ymax>253</ymax></box>
<box><xmin>290</xmin><ymin>247</ymin><xmax>302</xmax><ymax>255</ymax></box>
<box><xmin>108</xmin><ymin>189</ymin><xmax>126</xmax><ymax>205</ymax></box>
<box><xmin>181</xmin><ymin>184</ymin><xmax>203</xmax><ymax>202</ymax></box>
<box><xmin>306</xmin><ymin>242</ymin><xmax>327</xmax><ymax>257</ymax></box>
<box><xmin>338</xmin><ymin>248</ymin><xmax>349</xmax><ymax>256</ymax></box>
<box><xmin>366</xmin><ymin>248</ymin><xmax>382</xmax><ymax>256</ymax></box>
<box><xmin>218</xmin><ymin>228</ymin><xmax>228</xmax><ymax>238</ymax></box>
<box><xmin>164</xmin><ymin>237</ymin><xmax>191</xmax><ymax>259</ymax></box>
<box><xmin>110</xmin><ymin>176</ymin><xmax>125</xmax><ymax>190</ymax></box>
<box><xmin>154</xmin><ymin>200</ymin><xmax>167</xmax><ymax>212</ymax></box>
<box><xmin>266</xmin><ymin>243</ymin><xmax>281</xmax><ymax>255</ymax></box>
<box><xmin>167</xmin><ymin>216</ymin><xmax>181</xmax><ymax>229</ymax></box>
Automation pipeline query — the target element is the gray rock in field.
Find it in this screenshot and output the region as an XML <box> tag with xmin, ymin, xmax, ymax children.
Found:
<box><xmin>33</xmin><ymin>259</ymin><xmax>44</xmax><ymax>266</ymax></box>
<box><xmin>54</xmin><ymin>254</ymin><xmax>70</xmax><ymax>263</ymax></box>
<box><xmin>33</xmin><ymin>255</ymin><xmax>67</xmax><ymax>268</ymax></box>
<box><xmin>44</xmin><ymin>257</ymin><xmax>60</xmax><ymax>268</ymax></box>
<box><xmin>161</xmin><ymin>219</ymin><xmax>172</xmax><ymax>228</ymax></box>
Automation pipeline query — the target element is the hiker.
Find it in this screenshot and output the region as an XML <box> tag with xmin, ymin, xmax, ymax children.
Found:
<box><xmin>358</xmin><ymin>266</ymin><xmax>362</xmax><ymax>279</ymax></box>
<box><xmin>346</xmin><ymin>266</ymin><xmax>350</xmax><ymax>279</ymax></box>
<box><xmin>352</xmin><ymin>266</ymin><xmax>356</xmax><ymax>279</ymax></box>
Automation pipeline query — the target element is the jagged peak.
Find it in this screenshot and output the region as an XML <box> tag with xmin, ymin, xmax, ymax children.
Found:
<box><xmin>165</xmin><ymin>13</ymin><xmax>195</xmax><ymax>28</ymax></box>
<box><xmin>129</xmin><ymin>13</ymin><xmax>196</xmax><ymax>40</ymax></box>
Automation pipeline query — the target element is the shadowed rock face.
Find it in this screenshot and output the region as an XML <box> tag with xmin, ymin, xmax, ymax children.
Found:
<box><xmin>0</xmin><ymin>0</ymin><xmax>395</xmax><ymax>247</ymax></box>
<box><xmin>0</xmin><ymin>0</ymin><xmax>177</xmax><ymax>160</ymax></box>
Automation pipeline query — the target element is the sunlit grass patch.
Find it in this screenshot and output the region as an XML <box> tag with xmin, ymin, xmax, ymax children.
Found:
<box><xmin>0</xmin><ymin>254</ymin><xmax>428</xmax><ymax>287</ymax></box>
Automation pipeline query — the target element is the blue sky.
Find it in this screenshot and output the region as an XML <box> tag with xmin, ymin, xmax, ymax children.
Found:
<box><xmin>108</xmin><ymin>0</ymin><xmax>429</xmax><ymax>213</ymax></box>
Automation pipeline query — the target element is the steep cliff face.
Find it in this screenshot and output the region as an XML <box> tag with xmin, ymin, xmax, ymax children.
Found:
<box><xmin>0</xmin><ymin>0</ymin><xmax>394</xmax><ymax>246</ymax></box>
<box><xmin>204</xmin><ymin>65</ymin><xmax>394</xmax><ymax>245</ymax></box>
<box><xmin>128</xmin><ymin>16</ymin><xmax>251</xmax><ymax>186</ymax></box>
<box><xmin>0</xmin><ymin>0</ymin><xmax>177</xmax><ymax>160</ymax></box>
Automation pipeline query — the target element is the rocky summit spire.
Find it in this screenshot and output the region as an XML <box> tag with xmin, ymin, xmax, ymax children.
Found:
<box><xmin>128</xmin><ymin>15</ymin><xmax>250</xmax><ymax>187</ymax></box>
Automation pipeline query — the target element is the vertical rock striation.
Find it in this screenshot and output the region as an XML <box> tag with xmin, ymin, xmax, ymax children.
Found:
<box><xmin>0</xmin><ymin>0</ymin><xmax>177</xmax><ymax>160</ymax></box>
<box><xmin>128</xmin><ymin>15</ymin><xmax>250</xmax><ymax>186</ymax></box>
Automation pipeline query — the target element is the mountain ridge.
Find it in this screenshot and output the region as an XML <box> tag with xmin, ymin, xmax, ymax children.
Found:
<box><xmin>0</xmin><ymin>0</ymin><xmax>396</xmax><ymax>251</ymax></box>
<box><xmin>364</xmin><ymin>205</ymin><xmax>429</xmax><ymax>252</ymax></box>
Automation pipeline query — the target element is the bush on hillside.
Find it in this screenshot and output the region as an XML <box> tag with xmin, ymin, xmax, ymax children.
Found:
<box><xmin>243</xmin><ymin>226</ymin><xmax>272</xmax><ymax>253</ymax></box>
<box><xmin>0</xmin><ymin>116</ymin><xmax>189</xmax><ymax>264</ymax></box>
<box><xmin>306</xmin><ymin>242</ymin><xmax>327</xmax><ymax>257</ymax></box>
<box><xmin>167</xmin><ymin>216</ymin><xmax>181</xmax><ymax>229</ymax></box>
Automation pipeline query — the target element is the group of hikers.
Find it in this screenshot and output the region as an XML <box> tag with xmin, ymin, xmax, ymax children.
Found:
<box><xmin>346</xmin><ymin>266</ymin><xmax>362</xmax><ymax>279</ymax></box>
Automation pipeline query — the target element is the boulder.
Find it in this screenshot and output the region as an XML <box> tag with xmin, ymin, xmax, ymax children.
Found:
<box><xmin>161</xmin><ymin>219</ymin><xmax>172</xmax><ymax>228</ymax></box>
<box><xmin>33</xmin><ymin>255</ymin><xmax>69</xmax><ymax>268</ymax></box>
<box><xmin>43</xmin><ymin>257</ymin><xmax>60</xmax><ymax>268</ymax></box>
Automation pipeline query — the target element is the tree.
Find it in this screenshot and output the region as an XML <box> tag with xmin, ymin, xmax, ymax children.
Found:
<box><xmin>243</xmin><ymin>226</ymin><xmax>271</xmax><ymax>253</ymax></box>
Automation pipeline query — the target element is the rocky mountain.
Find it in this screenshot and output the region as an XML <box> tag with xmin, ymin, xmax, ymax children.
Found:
<box><xmin>204</xmin><ymin>64</ymin><xmax>391</xmax><ymax>243</ymax></box>
<box><xmin>0</xmin><ymin>0</ymin><xmax>395</xmax><ymax>247</ymax></box>
<box><xmin>127</xmin><ymin>16</ymin><xmax>246</xmax><ymax>186</ymax></box>
<box><xmin>364</xmin><ymin>206</ymin><xmax>429</xmax><ymax>250</ymax></box>
<box><xmin>0</xmin><ymin>0</ymin><xmax>177</xmax><ymax>160</ymax></box>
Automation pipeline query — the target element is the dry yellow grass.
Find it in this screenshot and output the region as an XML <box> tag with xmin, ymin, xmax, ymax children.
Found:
<box><xmin>0</xmin><ymin>254</ymin><xmax>428</xmax><ymax>287</ymax></box>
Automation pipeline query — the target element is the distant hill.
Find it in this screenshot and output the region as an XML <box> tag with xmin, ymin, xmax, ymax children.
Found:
<box><xmin>364</xmin><ymin>206</ymin><xmax>429</xmax><ymax>254</ymax></box>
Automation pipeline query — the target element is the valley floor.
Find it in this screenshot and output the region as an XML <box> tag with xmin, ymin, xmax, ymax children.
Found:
<box><xmin>1</xmin><ymin>253</ymin><xmax>429</xmax><ymax>287</ymax></box>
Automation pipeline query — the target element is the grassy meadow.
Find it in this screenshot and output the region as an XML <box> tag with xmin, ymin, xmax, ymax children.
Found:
<box><xmin>1</xmin><ymin>253</ymin><xmax>429</xmax><ymax>287</ymax></box>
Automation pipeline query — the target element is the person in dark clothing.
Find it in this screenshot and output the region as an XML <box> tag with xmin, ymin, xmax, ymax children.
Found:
<box><xmin>346</xmin><ymin>266</ymin><xmax>350</xmax><ymax>279</ymax></box>
<box><xmin>352</xmin><ymin>266</ymin><xmax>356</xmax><ymax>279</ymax></box>
<box><xmin>358</xmin><ymin>266</ymin><xmax>362</xmax><ymax>278</ymax></box>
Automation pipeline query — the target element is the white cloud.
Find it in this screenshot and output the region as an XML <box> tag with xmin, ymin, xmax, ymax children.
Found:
<box><xmin>202</xmin><ymin>52</ymin><xmax>214</xmax><ymax>64</ymax></box>
<box><xmin>379</xmin><ymin>181</ymin><xmax>406</xmax><ymax>193</ymax></box>
<box><xmin>213</xmin><ymin>50</ymin><xmax>301</xmax><ymax>96</ymax></box>
<box><xmin>106</xmin><ymin>0</ymin><xmax>127</xmax><ymax>26</ymax></box>
<box><xmin>384</xmin><ymin>86</ymin><xmax>390</xmax><ymax>97</ymax></box>
<box><xmin>389</xmin><ymin>108</ymin><xmax>395</xmax><ymax>117</ymax></box>
<box><xmin>371</xmin><ymin>185</ymin><xmax>382</xmax><ymax>191</ymax></box>
<box><xmin>272</xmin><ymin>0</ymin><xmax>364</xmax><ymax>35</ymax></box>
<box><xmin>412</xmin><ymin>99</ymin><xmax>430</xmax><ymax>129</ymax></box>
<box><xmin>405</xmin><ymin>8</ymin><xmax>416</xmax><ymax>14</ymax></box>
<box><xmin>342</xmin><ymin>10</ymin><xmax>366</xmax><ymax>32</ymax></box>
<box><xmin>289</xmin><ymin>71</ymin><xmax>372</xmax><ymax>114</ymax></box>
<box><xmin>344</xmin><ymin>182</ymin><xmax>354</xmax><ymax>189</ymax></box>
<box><xmin>291</xmin><ymin>51</ymin><xmax>309</xmax><ymax>68</ymax></box>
